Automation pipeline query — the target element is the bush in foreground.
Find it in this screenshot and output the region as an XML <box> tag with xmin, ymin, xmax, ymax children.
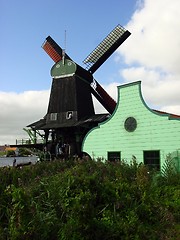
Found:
<box><xmin>0</xmin><ymin>159</ymin><xmax>179</xmax><ymax>239</ymax></box>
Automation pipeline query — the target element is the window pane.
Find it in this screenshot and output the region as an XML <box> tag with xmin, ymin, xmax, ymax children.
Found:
<box><xmin>107</xmin><ymin>152</ymin><xmax>121</xmax><ymax>162</ymax></box>
<box><xmin>143</xmin><ymin>150</ymin><xmax>160</xmax><ymax>170</ymax></box>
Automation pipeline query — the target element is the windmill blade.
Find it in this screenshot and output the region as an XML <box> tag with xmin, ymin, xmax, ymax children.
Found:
<box><xmin>83</xmin><ymin>25</ymin><xmax>131</xmax><ymax>74</ymax></box>
<box><xmin>90</xmin><ymin>79</ymin><xmax>116</xmax><ymax>114</ymax></box>
<box><xmin>42</xmin><ymin>36</ymin><xmax>71</xmax><ymax>62</ymax></box>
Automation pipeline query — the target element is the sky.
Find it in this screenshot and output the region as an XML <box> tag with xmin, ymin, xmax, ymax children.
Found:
<box><xmin>0</xmin><ymin>0</ymin><xmax>180</xmax><ymax>145</ymax></box>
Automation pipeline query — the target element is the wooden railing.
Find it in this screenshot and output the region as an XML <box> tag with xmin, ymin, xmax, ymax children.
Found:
<box><xmin>15</xmin><ymin>138</ymin><xmax>45</xmax><ymax>145</ymax></box>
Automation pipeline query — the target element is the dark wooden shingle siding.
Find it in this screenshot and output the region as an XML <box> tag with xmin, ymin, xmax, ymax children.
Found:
<box><xmin>47</xmin><ymin>75</ymin><xmax>95</xmax><ymax>120</ymax></box>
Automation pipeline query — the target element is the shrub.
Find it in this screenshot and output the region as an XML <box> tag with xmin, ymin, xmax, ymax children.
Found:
<box><xmin>0</xmin><ymin>159</ymin><xmax>179</xmax><ymax>239</ymax></box>
<box><xmin>6</xmin><ymin>150</ymin><xmax>15</xmax><ymax>157</ymax></box>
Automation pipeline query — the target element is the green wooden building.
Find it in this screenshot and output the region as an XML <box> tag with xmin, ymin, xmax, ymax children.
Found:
<box><xmin>82</xmin><ymin>81</ymin><xmax>180</xmax><ymax>171</ymax></box>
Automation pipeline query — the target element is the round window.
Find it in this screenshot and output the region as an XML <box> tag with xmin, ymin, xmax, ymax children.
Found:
<box><xmin>124</xmin><ymin>117</ymin><xmax>137</xmax><ymax>132</ymax></box>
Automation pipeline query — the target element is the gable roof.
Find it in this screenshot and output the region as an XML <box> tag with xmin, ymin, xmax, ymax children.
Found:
<box><xmin>152</xmin><ymin>109</ymin><xmax>180</xmax><ymax>120</ymax></box>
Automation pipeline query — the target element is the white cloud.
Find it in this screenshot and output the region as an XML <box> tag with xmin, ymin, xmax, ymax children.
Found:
<box><xmin>117</xmin><ymin>0</ymin><xmax>180</xmax><ymax>115</ymax></box>
<box><xmin>0</xmin><ymin>90</ymin><xmax>49</xmax><ymax>145</ymax></box>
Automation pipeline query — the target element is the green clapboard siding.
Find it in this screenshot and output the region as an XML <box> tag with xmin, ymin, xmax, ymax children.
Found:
<box><xmin>82</xmin><ymin>81</ymin><xmax>180</xmax><ymax>170</ymax></box>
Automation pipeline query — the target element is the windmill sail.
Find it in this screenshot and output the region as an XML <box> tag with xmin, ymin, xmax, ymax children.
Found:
<box><xmin>83</xmin><ymin>25</ymin><xmax>131</xmax><ymax>74</ymax></box>
<box><xmin>90</xmin><ymin>80</ymin><xmax>116</xmax><ymax>114</ymax></box>
<box><xmin>42</xmin><ymin>36</ymin><xmax>71</xmax><ymax>63</ymax></box>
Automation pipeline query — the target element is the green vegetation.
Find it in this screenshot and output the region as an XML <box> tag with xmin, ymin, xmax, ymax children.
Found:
<box><xmin>0</xmin><ymin>158</ymin><xmax>179</xmax><ymax>239</ymax></box>
<box><xmin>0</xmin><ymin>151</ymin><xmax>6</xmax><ymax>157</ymax></box>
<box><xmin>6</xmin><ymin>150</ymin><xmax>16</xmax><ymax>157</ymax></box>
<box><xmin>0</xmin><ymin>148</ymin><xmax>35</xmax><ymax>158</ymax></box>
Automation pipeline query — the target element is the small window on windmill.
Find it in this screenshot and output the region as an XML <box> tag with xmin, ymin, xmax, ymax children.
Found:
<box><xmin>50</xmin><ymin>113</ymin><xmax>58</xmax><ymax>121</ymax></box>
<box><xmin>66</xmin><ymin>111</ymin><xmax>73</xmax><ymax>120</ymax></box>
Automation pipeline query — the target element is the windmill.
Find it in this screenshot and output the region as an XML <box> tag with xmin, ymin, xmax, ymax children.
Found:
<box><xmin>28</xmin><ymin>24</ymin><xmax>131</xmax><ymax>157</ymax></box>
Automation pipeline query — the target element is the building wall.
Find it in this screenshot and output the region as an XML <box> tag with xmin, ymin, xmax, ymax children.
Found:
<box><xmin>82</xmin><ymin>81</ymin><xmax>180</xmax><ymax>170</ymax></box>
